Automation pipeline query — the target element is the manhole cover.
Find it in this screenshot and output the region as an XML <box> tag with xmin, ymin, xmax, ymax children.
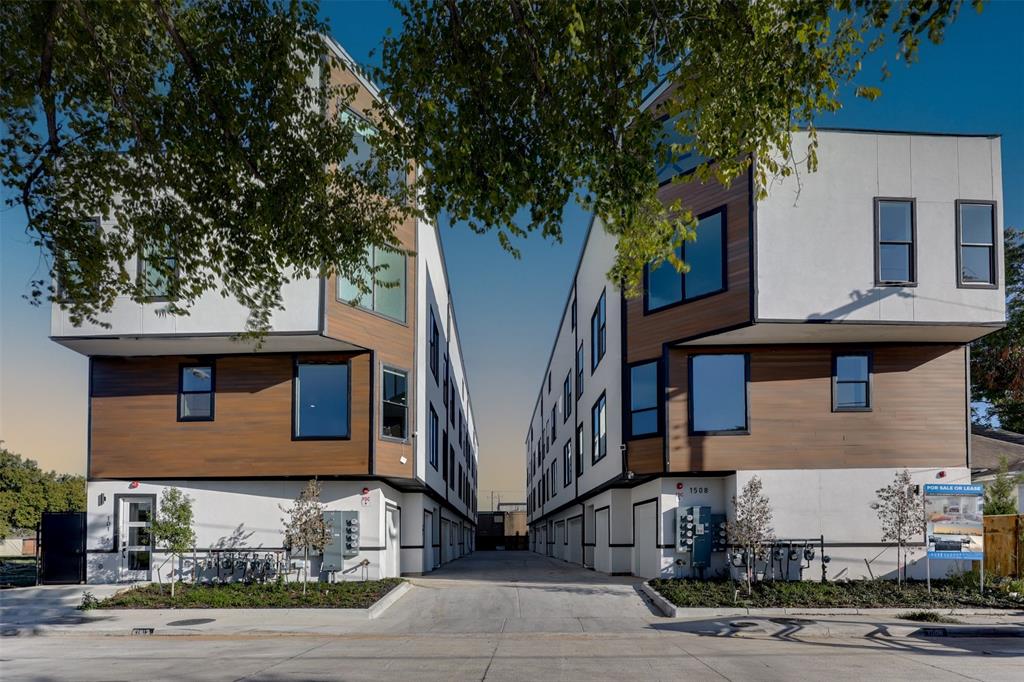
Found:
<box><xmin>769</xmin><ymin>617</ymin><xmax>815</xmax><ymax>626</ymax></box>
<box><xmin>166</xmin><ymin>618</ymin><xmax>216</xmax><ymax>626</ymax></box>
<box><xmin>730</xmin><ymin>621</ymin><xmax>759</xmax><ymax>628</ymax></box>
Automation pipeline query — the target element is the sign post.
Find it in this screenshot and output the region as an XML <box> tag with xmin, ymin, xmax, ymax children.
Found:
<box><xmin>923</xmin><ymin>483</ymin><xmax>984</xmax><ymax>594</ymax></box>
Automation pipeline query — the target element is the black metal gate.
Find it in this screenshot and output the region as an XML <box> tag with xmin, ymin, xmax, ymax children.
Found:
<box><xmin>40</xmin><ymin>511</ymin><xmax>86</xmax><ymax>584</ymax></box>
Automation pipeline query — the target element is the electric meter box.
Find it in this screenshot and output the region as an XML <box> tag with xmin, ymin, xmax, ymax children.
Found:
<box><xmin>710</xmin><ymin>513</ymin><xmax>728</xmax><ymax>553</ymax></box>
<box><xmin>323</xmin><ymin>510</ymin><xmax>361</xmax><ymax>571</ymax></box>
<box><xmin>676</xmin><ymin>505</ymin><xmax>712</xmax><ymax>568</ymax></box>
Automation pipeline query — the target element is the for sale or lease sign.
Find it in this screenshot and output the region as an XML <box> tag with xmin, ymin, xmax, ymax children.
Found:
<box><xmin>923</xmin><ymin>484</ymin><xmax>984</xmax><ymax>560</ymax></box>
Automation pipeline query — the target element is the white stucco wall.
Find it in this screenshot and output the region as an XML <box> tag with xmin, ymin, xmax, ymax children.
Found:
<box><xmin>756</xmin><ymin>131</ymin><xmax>1005</xmax><ymax>325</ymax></box>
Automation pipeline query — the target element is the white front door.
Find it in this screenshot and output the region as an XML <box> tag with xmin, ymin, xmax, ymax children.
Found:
<box><xmin>119</xmin><ymin>496</ymin><xmax>153</xmax><ymax>581</ymax></box>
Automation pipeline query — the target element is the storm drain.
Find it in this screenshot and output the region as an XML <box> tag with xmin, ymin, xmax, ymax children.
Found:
<box><xmin>130</xmin><ymin>628</ymin><xmax>155</xmax><ymax>636</ymax></box>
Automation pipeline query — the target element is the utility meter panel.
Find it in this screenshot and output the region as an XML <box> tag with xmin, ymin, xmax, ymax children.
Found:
<box><xmin>342</xmin><ymin>510</ymin><xmax>360</xmax><ymax>559</ymax></box>
<box><xmin>323</xmin><ymin>510</ymin><xmax>344</xmax><ymax>572</ymax></box>
<box><xmin>710</xmin><ymin>514</ymin><xmax>728</xmax><ymax>553</ymax></box>
<box><xmin>676</xmin><ymin>505</ymin><xmax>712</xmax><ymax>568</ymax></box>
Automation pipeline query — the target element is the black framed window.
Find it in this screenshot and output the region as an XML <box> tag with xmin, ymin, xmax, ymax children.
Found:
<box><xmin>429</xmin><ymin>309</ymin><xmax>439</xmax><ymax>381</ymax></box>
<box><xmin>563</xmin><ymin>441</ymin><xmax>572</xmax><ymax>486</ymax></box>
<box><xmin>336</xmin><ymin>246</ymin><xmax>407</xmax><ymax>322</ymax></box>
<box><xmin>629</xmin><ymin>361</ymin><xmax>659</xmax><ymax>437</ymax></box>
<box><xmin>138</xmin><ymin>243</ymin><xmax>177</xmax><ymax>301</ymax></box>
<box><xmin>443</xmin><ymin>355</ymin><xmax>449</xmax><ymax>408</ymax></box>
<box><xmin>562</xmin><ymin>373</ymin><xmax>572</xmax><ymax>422</ymax></box>
<box><xmin>645</xmin><ymin>207</ymin><xmax>726</xmax><ymax>312</ymax></box>
<box><xmin>294</xmin><ymin>361</ymin><xmax>350</xmax><ymax>439</ymax></box>
<box><xmin>571</xmin><ymin>297</ymin><xmax>577</xmax><ymax>330</ymax></box>
<box><xmin>449</xmin><ymin>384</ymin><xmax>456</xmax><ymax>425</ymax></box>
<box><xmin>875</xmin><ymin>198</ymin><xmax>916</xmax><ymax>285</ymax></box>
<box><xmin>442</xmin><ymin>430</ymin><xmax>449</xmax><ymax>481</ymax></box>
<box><xmin>550</xmin><ymin>460</ymin><xmax>557</xmax><ymax>497</ymax></box>
<box><xmin>591</xmin><ymin>393</ymin><xmax>607</xmax><ymax>463</ymax></box>
<box><xmin>381</xmin><ymin>367</ymin><xmax>408</xmax><ymax>439</ymax></box>
<box><xmin>449</xmin><ymin>445</ymin><xmax>455</xmax><ymax>490</ymax></box>
<box><xmin>591</xmin><ymin>291</ymin><xmax>606</xmax><ymax>371</ymax></box>
<box><xmin>957</xmin><ymin>200</ymin><xmax>997</xmax><ymax>287</ymax></box>
<box><xmin>575</xmin><ymin>343</ymin><xmax>584</xmax><ymax>398</ymax></box>
<box><xmin>688</xmin><ymin>354</ymin><xmax>749</xmax><ymax>435</ymax></box>
<box><xmin>178</xmin><ymin>364</ymin><xmax>214</xmax><ymax>421</ymax></box>
<box><xmin>833</xmin><ymin>353</ymin><xmax>872</xmax><ymax>412</ymax></box>
<box><xmin>547</xmin><ymin>371</ymin><xmax>552</xmax><ymax>393</ymax></box>
<box><xmin>550</xmin><ymin>405</ymin><xmax>557</xmax><ymax>442</ymax></box>
<box><xmin>429</xmin><ymin>405</ymin><xmax>439</xmax><ymax>469</ymax></box>
<box><xmin>575</xmin><ymin>423</ymin><xmax>584</xmax><ymax>477</ymax></box>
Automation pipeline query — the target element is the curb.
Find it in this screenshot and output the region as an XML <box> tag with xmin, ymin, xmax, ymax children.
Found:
<box><xmin>367</xmin><ymin>580</ymin><xmax>413</xmax><ymax>619</ymax></box>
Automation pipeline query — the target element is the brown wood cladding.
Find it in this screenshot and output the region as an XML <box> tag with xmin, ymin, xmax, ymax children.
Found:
<box><xmin>324</xmin><ymin>63</ymin><xmax>417</xmax><ymax>479</ymax></box>
<box><xmin>627</xmin><ymin>437</ymin><xmax>664</xmax><ymax>475</ymax></box>
<box><xmin>666</xmin><ymin>344</ymin><xmax>968</xmax><ymax>471</ymax></box>
<box><xmin>624</xmin><ymin>169</ymin><xmax>752</xmax><ymax>363</ymax></box>
<box><xmin>90</xmin><ymin>354</ymin><xmax>370</xmax><ymax>479</ymax></box>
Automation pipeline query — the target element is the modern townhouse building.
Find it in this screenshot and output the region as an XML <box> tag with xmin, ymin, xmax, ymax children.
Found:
<box><xmin>525</xmin><ymin>83</ymin><xmax>1006</xmax><ymax>581</ymax></box>
<box><xmin>51</xmin><ymin>39</ymin><xmax>479</xmax><ymax>584</ymax></box>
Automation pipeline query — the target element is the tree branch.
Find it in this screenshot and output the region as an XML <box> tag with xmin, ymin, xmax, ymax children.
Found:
<box><xmin>37</xmin><ymin>0</ymin><xmax>64</xmax><ymax>160</ymax></box>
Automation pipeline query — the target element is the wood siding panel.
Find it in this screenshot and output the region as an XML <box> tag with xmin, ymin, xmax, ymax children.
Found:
<box><xmin>627</xmin><ymin>437</ymin><xmax>664</xmax><ymax>475</ymax></box>
<box><xmin>624</xmin><ymin>169</ymin><xmax>752</xmax><ymax>364</ymax></box>
<box><xmin>666</xmin><ymin>344</ymin><xmax>968</xmax><ymax>471</ymax></box>
<box><xmin>90</xmin><ymin>354</ymin><xmax>371</xmax><ymax>478</ymax></box>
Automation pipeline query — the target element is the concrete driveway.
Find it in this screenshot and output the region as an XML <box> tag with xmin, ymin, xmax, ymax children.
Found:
<box><xmin>383</xmin><ymin>551</ymin><xmax>658</xmax><ymax>633</ymax></box>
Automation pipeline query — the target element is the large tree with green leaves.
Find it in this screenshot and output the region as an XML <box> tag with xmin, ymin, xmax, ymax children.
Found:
<box><xmin>0</xmin><ymin>445</ymin><xmax>86</xmax><ymax>539</ymax></box>
<box><xmin>379</xmin><ymin>0</ymin><xmax>983</xmax><ymax>293</ymax></box>
<box><xmin>972</xmin><ymin>229</ymin><xmax>1024</xmax><ymax>433</ymax></box>
<box><xmin>1</xmin><ymin>0</ymin><xmax>410</xmax><ymax>334</ymax></box>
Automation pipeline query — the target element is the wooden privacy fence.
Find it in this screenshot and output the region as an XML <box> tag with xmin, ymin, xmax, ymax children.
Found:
<box><xmin>983</xmin><ymin>514</ymin><xmax>1023</xmax><ymax>578</ymax></box>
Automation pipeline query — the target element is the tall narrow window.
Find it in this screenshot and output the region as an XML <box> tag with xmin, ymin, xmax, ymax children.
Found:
<box><xmin>178</xmin><ymin>364</ymin><xmax>214</xmax><ymax>421</ymax></box>
<box><xmin>381</xmin><ymin>367</ymin><xmax>408</xmax><ymax>439</ymax></box>
<box><xmin>957</xmin><ymin>201</ymin><xmax>997</xmax><ymax>287</ymax></box>
<box><xmin>337</xmin><ymin>246</ymin><xmax>407</xmax><ymax>322</ymax></box>
<box><xmin>689</xmin><ymin>354</ymin><xmax>748</xmax><ymax>435</ymax></box>
<box><xmin>591</xmin><ymin>393</ymin><xmax>607</xmax><ymax>463</ymax></box>
<box><xmin>550</xmin><ymin>460</ymin><xmax>557</xmax><ymax>497</ymax></box>
<box><xmin>645</xmin><ymin>208</ymin><xmax>726</xmax><ymax>311</ymax></box>
<box><xmin>629</xmin><ymin>361</ymin><xmax>659</xmax><ymax>437</ymax></box>
<box><xmin>875</xmin><ymin>198</ymin><xmax>916</xmax><ymax>285</ymax></box>
<box><xmin>577</xmin><ymin>342</ymin><xmax>585</xmax><ymax>395</ymax></box>
<box><xmin>450</xmin><ymin>384</ymin><xmax>456</xmax><ymax>425</ymax></box>
<box><xmin>833</xmin><ymin>353</ymin><xmax>872</xmax><ymax>411</ymax></box>
<box><xmin>563</xmin><ymin>441</ymin><xmax>572</xmax><ymax>486</ymax></box>
<box><xmin>449</xmin><ymin>446</ymin><xmax>455</xmax><ymax>490</ymax></box>
<box><xmin>429</xmin><ymin>309</ymin><xmax>439</xmax><ymax>381</ymax></box>
<box><xmin>294</xmin><ymin>361</ymin><xmax>350</xmax><ymax>439</ymax></box>
<box><xmin>139</xmin><ymin>242</ymin><xmax>177</xmax><ymax>300</ymax></box>
<box><xmin>562</xmin><ymin>373</ymin><xmax>572</xmax><ymax>422</ymax></box>
<box><xmin>429</xmin><ymin>406</ymin><xmax>439</xmax><ymax>469</ymax></box>
<box><xmin>571</xmin><ymin>297</ymin><xmax>577</xmax><ymax>330</ymax></box>
<box><xmin>443</xmin><ymin>355</ymin><xmax>449</xmax><ymax>408</ymax></box>
<box><xmin>550</xmin><ymin>405</ymin><xmax>557</xmax><ymax>442</ymax></box>
<box><xmin>575</xmin><ymin>423</ymin><xmax>584</xmax><ymax>477</ymax></box>
<box><xmin>442</xmin><ymin>430</ymin><xmax>449</xmax><ymax>481</ymax></box>
<box><xmin>591</xmin><ymin>291</ymin><xmax>606</xmax><ymax>371</ymax></box>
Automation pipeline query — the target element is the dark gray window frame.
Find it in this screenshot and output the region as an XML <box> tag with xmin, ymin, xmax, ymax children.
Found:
<box><xmin>292</xmin><ymin>358</ymin><xmax>352</xmax><ymax>441</ymax></box>
<box><xmin>380</xmin><ymin>364</ymin><xmax>410</xmax><ymax>442</ymax></box>
<box><xmin>575</xmin><ymin>422</ymin><xmax>584</xmax><ymax>478</ymax></box>
<box><xmin>575</xmin><ymin>342</ymin><xmax>585</xmax><ymax>400</ymax></box>
<box><xmin>591</xmin><ymin>392</ymin><xmax>608</xmax><ymax>464</ymax></box>
<box><xmin>429</xmin><ymin>308</ymin><xmax>439</xmax><ymax>383</ymax></box>
<box><xmin>874</xmin><ymin>197</ymin><xmax>918</xmax><ymax>287</ymax></box>
<box><xmin>627</xmin><ymin>359</ymin><xmax>662</xmax><ymax>439</ymax></box>
<box><xmin>687</xmin><ymin>353</ymin><xmax>750</xmax><ymax>436</ymax></box>
<box><xmin>177</xmin><ymin>361</ymin><xmax>215</xmax><ymax>422</ymax></box>
<box><xmin>563</xmin><ymin>440</ymin><xmax>572</xmax><ymax>487</ymax></box>
<box><xmin>643</xmin><ymin>205</ymin><xmax>729</xmax><ymax>314</ymax></box>
<box><xmin>591</xmin><ymin>290</ymin><xmax>606</xmax><ymax>373</ymax></box>
<box><xmin>562</xmin><ymin>372</ymin><xmax>572</xmax><ymax>422</ymax></box>
<box><xmin>832</xmin><ymin>351</ymin><xmax>873</xmax><ymax>413</ymax></box>
<box><xmin>428</xmin><ymin>404</ymin><xmax>439</xmax><ymax>470</ymax></box>
<box><xmin>955</xmin><ymin>199</ymin><xmax>999</xmax><ymax>289</ymax></box>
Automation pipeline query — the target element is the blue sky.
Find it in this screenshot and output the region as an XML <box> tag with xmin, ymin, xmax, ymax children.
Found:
<box><xmin>1</xmin><ymin>1</ymin><xmax>1021</xmax><ymax>508</ymax></box>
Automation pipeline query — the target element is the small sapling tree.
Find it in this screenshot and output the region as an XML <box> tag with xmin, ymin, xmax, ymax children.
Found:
<box><xmin>983</xmin><ymin>456</ymin><xmax>1023</xmax><ymax>516</ymax></box>
<box><xmin>729</xmin><ymin>476</ymin><xmax>775</xmax><ymax>596</ymax></box>
<box><xmin>280</xmin><ymin>479</ymin><xmax>331</xmax><ymax>595</ymax></box>
<box><xmin>875</xmin><ymin>469</ymin><xmax>924</xmax><ymax>586</ymax></box>
<box><xmin>151</xmin><ymin>487</ymin><xmax>196</xmax><ymax>598</ymax></box>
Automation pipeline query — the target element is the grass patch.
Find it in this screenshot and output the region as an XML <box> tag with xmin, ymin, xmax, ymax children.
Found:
<box><xmin>898</xmin><ymin>610</ymin><xmax>962</xmax><ymax>624</ymax></box>
<box><xmin>648</xmin><ymin>579</ymin><xmax>1024</xmax><ymax>609</ymax></box>
<box><xmin>87</xmin><ymin>578</ymin><xmax>404</xmax><ymax>609</ymax></box>
<box><xmin>0</xmin><ymin>558</ymin><xmax>37</xmax><ymax>588</ymax></box>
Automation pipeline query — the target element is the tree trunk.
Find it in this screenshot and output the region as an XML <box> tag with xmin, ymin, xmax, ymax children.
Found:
<box><xmin>303</xmin><ymin>547</ymin><xmax>308</xmax><ymax>595</ymax></box>
<box><xmin>170</xmin><ymin>554</ymin><xmax>176</xmax><ymax>598</ymax></box>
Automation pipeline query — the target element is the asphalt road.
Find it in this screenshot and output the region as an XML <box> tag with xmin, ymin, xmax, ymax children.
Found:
<box><xmin>2</xmin><ymin>552</ymin><xmax>1022</xmax><ymax>681</ymax></box>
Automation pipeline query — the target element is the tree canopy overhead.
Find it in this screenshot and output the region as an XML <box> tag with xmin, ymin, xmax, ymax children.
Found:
<box><xmin>379</xmin><ymin>0</ymin><xmax>982</xmax><ymax>292</ymax></box>
<box><xmin>1</xmin><ymin>0</ymin><xmax>410</xmax><ymax>334</ymax></box>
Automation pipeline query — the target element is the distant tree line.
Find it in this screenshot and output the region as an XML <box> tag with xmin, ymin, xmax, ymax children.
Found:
<box><xmin>0</xmin><ymin>444</ymin><xmax>85</xmax><ymax>539</ymax></box>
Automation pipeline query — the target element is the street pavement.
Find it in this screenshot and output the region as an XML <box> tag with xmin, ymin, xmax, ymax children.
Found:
<box><xmin>2</xmin><ymin>551</ymin><xmax>1023</xmax><ymax>681</ymax></box>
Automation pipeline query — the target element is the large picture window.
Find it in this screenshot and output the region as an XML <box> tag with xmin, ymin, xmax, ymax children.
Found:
<box><xmin>833</xmin><ymin>353</ymin><xmax>872</xmax><ymax>411</ymax></box>
<box><xmin>688</xmin><ymin>354</ymin><xmax>748</xmax><ymax>435</ymax></box>
<box><xmin>875</xmin><ymin>198</ymin><xmax>916</xmax><ymax>285</ymax></box>
<box><xmin>381</xmin><ymin>367</ymin><xmax>408</xmax><ymax>439</ymax></box>
<box><xmin>591</xmin><ymin>393</ymin><xmax>607</xmax><ymax>463</ymax></box>
<box><xmin>294</xmin><ymin>361</ymin><xmax>350</xmax><ymax>439</ymax></box>
<box><xmin>591</xmin><ymin>291</ymin><xmax>606</xmax><ymax>371</ymax></box>
<box><xmin>645</xmin><ymin>208</ymin><xmax>726</xmax><ymax>312</ymax></box>
<box><xmin>178</xmin><ymin>364</ymin><xmax>214</xmax><ymax>421</ymax></box>
<box><xmin>957</xmin><ymin>200</ymin><xmax>997</xmax><ymax>287</ymax></box>
<box><xmin>337</xmin><ymin>246</ymin><xmax>407</xmax><ymax>322</ymax></box>
<box><xmin>629</xmin><ymin>361</ymin><xmax>659</xmax><ymax>437</ymax></box>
